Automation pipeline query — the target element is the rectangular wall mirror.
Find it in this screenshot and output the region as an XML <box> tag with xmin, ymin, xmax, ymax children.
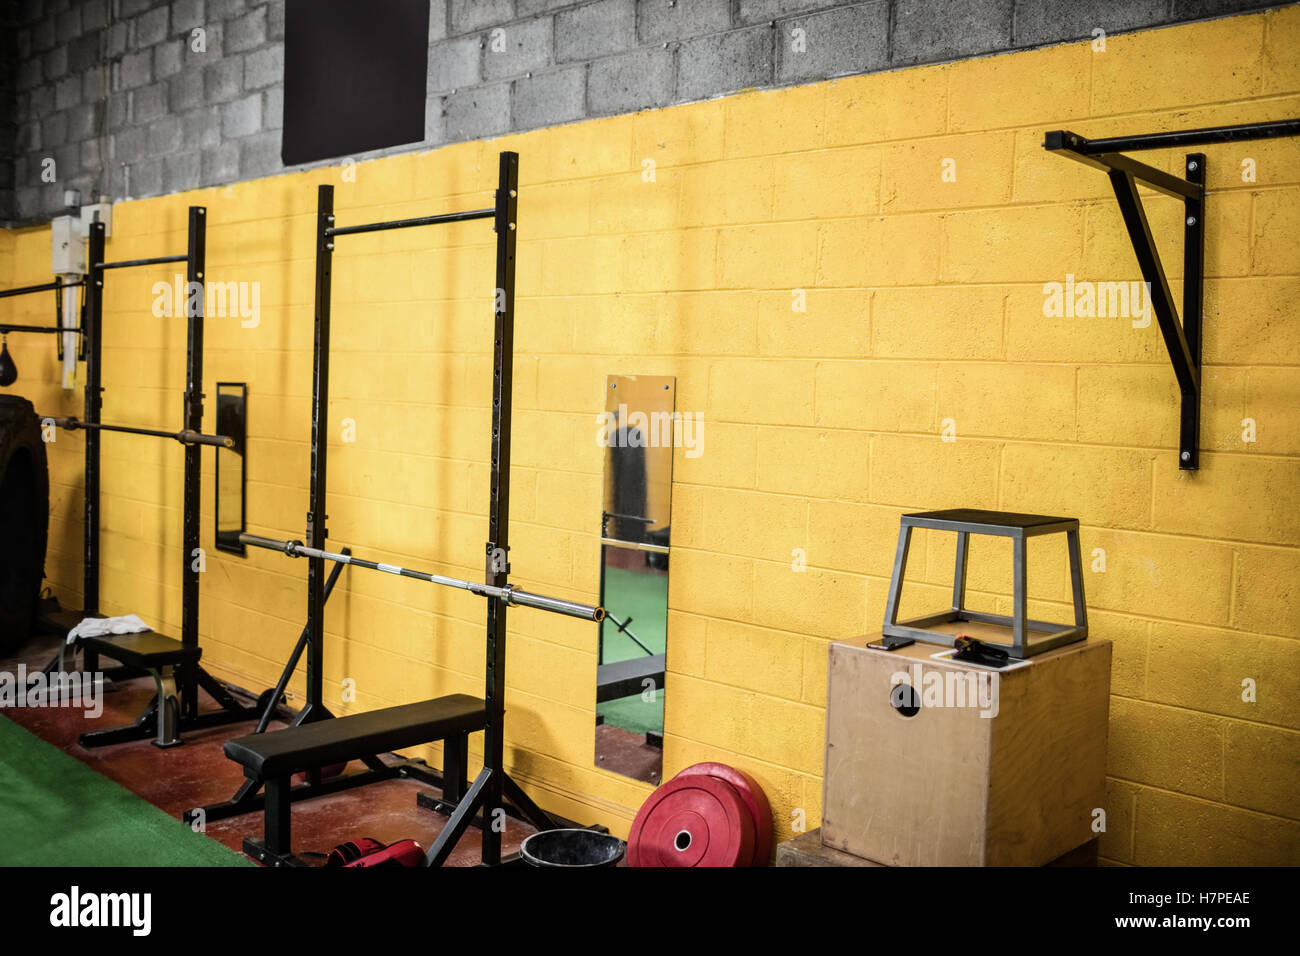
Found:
<box><xmin>214</xmin><ymin>382</ymin><xmax>247</xmax><ymax>556</ymax></box>
<box><xmin>595</xmin><ymin>374</ymin><xmax>675</xmax><ymax>783</ymax></box>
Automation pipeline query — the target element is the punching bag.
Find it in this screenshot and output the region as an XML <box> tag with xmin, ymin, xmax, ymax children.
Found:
<box><xmin>0</xmin><ymin>338</ymin><xmax>17</xmax><ymax>387</ymax></box>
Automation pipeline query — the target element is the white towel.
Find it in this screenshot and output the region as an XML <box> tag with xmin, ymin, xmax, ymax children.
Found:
<box><xmin>67</xmin><ymin>614</ymin><xmax>152</xmax><ymax>644</ymax></box>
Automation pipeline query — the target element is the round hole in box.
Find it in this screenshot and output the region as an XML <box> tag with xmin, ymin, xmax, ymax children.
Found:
<box><xmin>890</xmin><ymin>682</ymin><xmax>921</xmax><ymax>717</ymax></box>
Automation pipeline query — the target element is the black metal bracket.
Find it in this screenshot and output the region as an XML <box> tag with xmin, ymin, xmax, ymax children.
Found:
<box><xmin>1043</xmin><ymin>120</ymin><xmax>1300</xmax><ymax>471</ymax></box>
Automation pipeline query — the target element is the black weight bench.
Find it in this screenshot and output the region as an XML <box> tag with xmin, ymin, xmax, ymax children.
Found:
<box><xmin>76</xmin><ymin>629</ymin><xmax>258</xmax><ymax>749</ymax></box>
<box><xmin>223</xmin><ymin>694</ymin><xmax>488</xmax><ymax>866</ymax></box>
<box><xmin>77</xmin><ymin>631</ymin><xmax>199</xmax><ymax>749</ymax></box>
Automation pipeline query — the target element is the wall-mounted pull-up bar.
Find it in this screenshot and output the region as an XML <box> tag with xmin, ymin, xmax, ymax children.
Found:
<box><xmin>40</xmin><ymin>415</ymin><xmax>234</xmax><ymax>448</ymax></box>
<box><xmin>324</xmin><ymin>207</ymin><xmax>493</xmax><ymax>237</ymax></box>
<box><xmin>1044</xmin><ymin>119</ymin><xmax>1300</xmax><ymax>471</ymax></box>
<box><xmin>239</xmin><ymin>532</ymin><xmax>604</xmax><ymax>622</ymax></box>
<box><xmin>0</xmin><ymin>279</ymin><xmax>86</xmax><ymax>300</ymax></box>
<box><xmin>96</xmin><ymin>253</ymin><xmax>188</xmax><ymax>272</ymax></box>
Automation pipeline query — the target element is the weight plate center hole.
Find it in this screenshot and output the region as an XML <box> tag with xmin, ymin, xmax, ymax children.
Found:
<box><xmin>674</xmin><ymin>830</ymin><xmax>692</xmax><ymax>852</ymax></box>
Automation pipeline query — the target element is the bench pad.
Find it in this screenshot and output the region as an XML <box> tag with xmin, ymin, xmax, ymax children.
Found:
<box><xmin>79</xmin><ymin>631</ymin><xmax>199</xmax><ymax>669</ymax></box>
<box><xmin>224</xmin><ymin>694</ymin><xmax>486</xmax><ymax>778</ymax></box>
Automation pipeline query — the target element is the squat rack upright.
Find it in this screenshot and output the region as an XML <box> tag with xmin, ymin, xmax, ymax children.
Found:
<box><xmin>34</xmin><ymin>208</ymin><xmax>257</xmax><ymax>747</ymax></box>
<box><xmin>220</xmin><ymin>151</ymin><xmax>604</xmax><ymax>868</ymax></box>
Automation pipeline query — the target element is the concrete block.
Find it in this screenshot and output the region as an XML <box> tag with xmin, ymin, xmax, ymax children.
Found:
<box><xmin>263</xmin><ymin>85</ymin><xmax>283</xmax><ymax>130</ymax></box>
<box><xmin>511</xmin><ymin>66</ymin><xmax>586</xmax><ymax>130</ymax></box>
<box><xmin>678</xmin><ymin>24</ymin><xmax>773</xmax><ymax>100</ymax></box>
<box><xmin>892</xmin><ymin>0</ymin><xmax>1014</xmax><ymax>66</ymax></box>
<box><xmin>449</xmin><ymin>0</ymin><xmax>514</xmax><ymax>36</ymax></box>
<box><xmin>588</xmin><ymin>46</ymin><xmax>673</xmax><ymax>114</ymax></box>
<box><xmin>119</xmin><ymin>48</ymin><xmax>153</xmax><ymax>89</ymax></box>
<box><xmin>220</xmin><ymin>92</ymin><xmax>262</xmax><ymax>137</ymax></box>
<box><xmin>637</xmin><ymin>0</ymin><xmax>731</xmax><ymax>43</ymax></box>
<box><xmin>54</xmin><ymin>75</ymin><xmax>81</xmax><ymax>111</ymax></box>
<box><xmin>776</xmin><ymin>1</ymin><xmax>889</xmax><ymax>82</ymax></box>
<box><xmin>65</xmin><ymin>102</ymin><xmax>99</xmax><ymax>141</ymax></box>
<box><xmin>168</xmin><ymin>69</ymin><xmax>205</xmax><ymax>111</ymax></box>
<box><xmin>67</xmin><ymin>34</ymin><xmax>101</xmax><ymax>74</ymax></box>
<box><xmin>208</xmin><ymin>0</ymin><xmax>246</xmax><ymax>20</ymax></box>
<box><xmin>149</xmin><ymin>114</ymin><xmax>185</xmax><ymax>154</ymax></box>
<box><xmin>163</xmin><ymin>149</ymin><xmax>202</xmax><ymax>193</ymax></box>
<box><xmin>133</xmin><ymin>81</ymin><xmax>169</xmax><ymax>123</ymax></box>
<box><xmin>17</xmin><ymin>58</ymin><xmax>41</xmax><ymax>92</ymax></box>
<box><xmin>135</xmin><ymin>6</ymin><xmax>171</xmax><ymax>47</ymax></box>
<box><xmin>442</xmin><ymin>82</ymin><xmax>511</xmax><ymax>141</ymax></box>
<box><xmin>111</xmin><ymin>126</ymin><xmax>149</xmax><ymax>165</ymax></box>
<box><xmin>43</xmin><ymin>46</ymin><xmax>68</xmax><ymax>82</ymax></box>
<box><xmin>184</xmin><ymin>21</ymin><xmax>223</xmax><ymax>61</ymax></box>
<box><xmin>41</xmin><ymin>112</ymin><xmax>68</xmax><ymax>149</ymax></box>
<box><xmin>55</xmin><ymin>6</ymin><xmax>81</xmax><ymax>38</ymax></box>
<box><xmin>483</xmin><ymin>15</ymin><xmax>553</xmax><ymax>80</ymax></box>
<box><xmin>519</xmin><ymin>0</ymin><xmax>582</xmax><ymax>13</ymax></box>
<box><xmin>267</xmin><ymin>0</ymin><xmax>285</xmax><ymax>40</ymax></box>
<box><xmin>204</xmin><ymin>55</ymin><xmax>242</xmax><ymax>102</ymax></box>
<box><xmin>225</xmin><ymin>6</ymin><xmax>266</xmax><ymax>54</ymax></box>
<box><xmin>1015</xmin><ymin>0</ymin><xmax>1166</xmax><ymax>46</ymax></box>
<box><xmin>738</xmin><ymin>0</ymin><xmax>855</xmax><ymax>24</ymax></box>
<box><xmin>105</xmin><ymin>91</ymin><xmax>130</xmax><ymax>132</ymax></box>
<box><xmin>81</xmin><ymin>0</ymin><xmax>109</xmax><ymax>30</ymax></box>
<box><xmin>239</xmin><ymin>129</ymin><xmax>282</xmax><ymax>178</ymax></box>
<box><xmin>243</xmin><ymin>42</ymin><xmax>283</xmax><ymax>89</ymax></box>
<box><xmin>105</xmin><ymin>22</ymin><xmax>129</xmax><ymax>57</ymax></box>
<box><xmin>200</xmin><ymin>139</ymin><xmax>240</xmax><ymax>184</ymax></box>
<box><xmin>155</xmin><ymin>39</ymin><xmax>186</xmax><ymax>79</ymax></box>
<box><xmin>556</xmin><ymin>0</ymin><xmax>637</xmax><ymax>62</ymax></box>
<box><xmin>82</xmin><ymin>68</ymin><xmax>107</xmax><ymax>103</ymax></box>
<box><xmin>171</xmin><ymin>0</ymin><xmax>207</xmax><ymax>33</ymax></box>
<box><xmin>428</xmin><ymin>0</ymin><xmax>447</xmax><ymax>41</ymax></box>
<box><xmin>81</xmin><ymin>139</ymin><xmax>101</xmax><ymax>171</ymax></box>
<box><xmin>121</xmin><ymin>0</ymin><xmax>156</xmax><ymax>17</ymax></box>
<box><xmin>428</xmin><ymin>35</ymin><xmax>482</xmax><ymax>92</ymax></box>
<box><xmin>30</xmin><ymin>18</ymin><xmax>54</xmax><ymax>53</ymax></box>
<box><xmin>423</xmin><ymin>93</ymin><xmax>446</xmax><ymax>145</ymax></box>
<box><xmin>182</xmin><ymin>105</ymin><xmax>222</xmax><ymax>148</ymax></box>
<box><xmin>129</xmin><ymin>156</ymin><xmax>164</xmax><ymax>197</ymax></box>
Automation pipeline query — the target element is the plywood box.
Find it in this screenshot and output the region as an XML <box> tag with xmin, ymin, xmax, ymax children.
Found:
<box><xmin>822</xmin><ymin>635</ymin><xmax>1111</xmax><ymax>866</ymax></box>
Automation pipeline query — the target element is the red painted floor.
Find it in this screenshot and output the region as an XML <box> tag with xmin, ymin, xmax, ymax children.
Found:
<box><xmin>3</xmin><ymin>633</ymin><xmax>535</xmax><ymax>867</ymax></box>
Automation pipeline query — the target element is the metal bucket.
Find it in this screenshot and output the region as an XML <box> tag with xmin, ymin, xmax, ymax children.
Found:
<box><xmin>519</xmin><ymin>829</ymin><xmax>625</xmax><ymax>868</ymax></box>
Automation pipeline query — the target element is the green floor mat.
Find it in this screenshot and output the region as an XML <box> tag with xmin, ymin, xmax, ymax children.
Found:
<box><xmin>0</xmin><ymin>716</ymin><xmax>250</xmax><ymax>867</ymax></box>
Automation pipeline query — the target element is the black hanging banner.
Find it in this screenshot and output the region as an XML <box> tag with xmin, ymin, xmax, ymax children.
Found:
<box><xmin>282</xmin><ymin>0</ymin><xmax>429</xmax><ymax>166</ymax></box>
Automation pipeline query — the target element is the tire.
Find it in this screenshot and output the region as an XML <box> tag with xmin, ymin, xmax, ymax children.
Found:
<box><xmin>0</xmin><ymin>395</ymin><xmax>50</xmax><ymax>655</ymax></box>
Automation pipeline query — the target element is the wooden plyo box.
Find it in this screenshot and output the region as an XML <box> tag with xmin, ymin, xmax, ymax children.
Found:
<box><xmin>822</xmin><ymin>634</ymin><xmax>1112</xmax><ymax>866</ymax></box>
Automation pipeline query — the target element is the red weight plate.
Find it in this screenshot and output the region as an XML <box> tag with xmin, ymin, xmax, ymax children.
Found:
<box><xmin>675</xmin><ymin>762</ymin><xmax>774</xmax><ymax>867</ymax></box>
<box><xmin>627</xmin><ymin>776</ymin><xmax>755</xmax><ymax>868</ymax></box>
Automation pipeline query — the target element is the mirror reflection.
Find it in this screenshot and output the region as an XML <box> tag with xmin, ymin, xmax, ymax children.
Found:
<box><xmin>595</xmin><ymin>375</ymin><xmax>675</xmax><ymax>783</ymax></box>
<box><xmin>215</xmin><ymin>382</ymin><xmax>247</xmax><ymax>555</ymax></box>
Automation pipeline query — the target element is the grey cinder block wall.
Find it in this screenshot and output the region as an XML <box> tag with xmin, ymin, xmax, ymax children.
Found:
<box><xmin>1</xmin><ymin>0</ymin><xmax>1291</xmax><ymax>224</ymax></box>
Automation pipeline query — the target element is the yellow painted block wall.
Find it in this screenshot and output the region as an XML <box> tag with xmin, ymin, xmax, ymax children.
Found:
<box><xmin>2</xmin><ymin>9</ymin><xmax>1298</xmax><ymax>864</ymax></box>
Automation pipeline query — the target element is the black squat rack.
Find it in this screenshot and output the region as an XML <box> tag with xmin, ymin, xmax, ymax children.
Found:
<box><xmin>209</xmin><ymin>152</ymin><xmax>606</xmax><ymax>868</ymax></box>
<box><xmin>32</xmin><ymin>208</ymin><xmax>259</xmax><ymax>748</ymax></box>
<box><xmin>1044</xmin><ymin>118</ymin><xmax>1300</xmax><ymax>471</ymax></box>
